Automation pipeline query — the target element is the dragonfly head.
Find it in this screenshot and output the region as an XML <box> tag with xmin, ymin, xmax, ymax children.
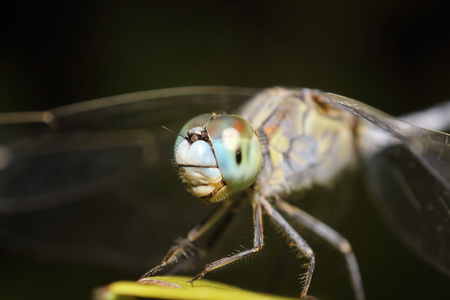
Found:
<box><xmin>174</xmin><ymin>113</ymin><xmax>262</xmax><ymax>203</ymax></box>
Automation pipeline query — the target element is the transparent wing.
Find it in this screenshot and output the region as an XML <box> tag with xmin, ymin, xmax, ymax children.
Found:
<box><xmin>0</xmin><ymin>86</ymin><xmax>258</xmax><ymax>271</ymax></box>
<box><xmin>325</xmin><ymin>92</ymin><xmax>450</xmax><ymax>276</ymax></box>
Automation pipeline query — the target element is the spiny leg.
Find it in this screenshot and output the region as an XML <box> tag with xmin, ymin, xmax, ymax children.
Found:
<box><xmin>188</xmin><ymin>195</ymin><xmax>264</xmax><ymax>284</ymax></box>
<box><xmin>168</xmin><ymin>196</ymin><xmax>246</xmax><ymax>275</ymax></box>
<box><xmin>140</xmin><ymin>198</ymin><xmax>241</xmax><ymax>279</ymax></box>
<box><xmin>275</xmin><ymin>198</ymin><xmax>365</xmax><ymax>300</ymax></box>
<box><xmin>258</xmin><ymin>196</ymin><xmax>315</xmax><ymax>299</ymax></box>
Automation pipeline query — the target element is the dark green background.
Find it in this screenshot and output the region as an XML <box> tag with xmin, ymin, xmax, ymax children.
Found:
<box><xmin>1</xmin><ymin>1</ymin><xmax>450</xmax><ymax>300</ymax></box>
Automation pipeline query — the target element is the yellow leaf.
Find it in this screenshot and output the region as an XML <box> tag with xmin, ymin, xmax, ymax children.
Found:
<box><xmin>93</xmin><ymin>275</ymin><xmax>298</xmax><ymax>300</ymax></box>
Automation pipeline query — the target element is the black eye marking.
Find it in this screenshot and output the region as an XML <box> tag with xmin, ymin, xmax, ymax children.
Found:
<box><xmin>236</xmin><ymin>149</ymin><xmax>242</xmax><ymax>164</ymax></box>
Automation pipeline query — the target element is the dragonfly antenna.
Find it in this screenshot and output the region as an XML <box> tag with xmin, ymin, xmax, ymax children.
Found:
<box><xmin>162</xmin><ymin>126</ymin><xmax>185</xmax><ymax>139</ymax></box>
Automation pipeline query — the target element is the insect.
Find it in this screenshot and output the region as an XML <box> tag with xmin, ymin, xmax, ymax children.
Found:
<box><xmin>0</xmin><ymin>87</ymin><xmax>449</xmax><ymax>299</ymax></box>
<box><xmin>138</xmin><ymin>87</ymin><xmax>450</xmax><ymax>299</ymax></box>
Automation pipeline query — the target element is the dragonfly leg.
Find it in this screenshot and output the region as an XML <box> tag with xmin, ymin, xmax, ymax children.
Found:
<box><xmin>258</xmin><ymin>196</ymin><xmax>315</xmax><ymax>299</ymax></box>
<box><xmin>188</xmin><ymin>196</ymin><xmax>264</xmax><ymax>284</ymax></box>
<box><xmin>275</xmin><ymin>198</ymin><xmax>365</xmax><ymax>300</ymax></box>
<box><xmin>140</xmin><ymin>198</ymin><xmax>241</xmax><ymax>279</ymax></box>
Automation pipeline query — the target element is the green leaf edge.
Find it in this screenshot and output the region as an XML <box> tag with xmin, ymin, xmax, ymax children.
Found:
<box><xmin>94</xmin><ymin>275</ymin><xmax>298</xmax><ymax>300</ymax></box>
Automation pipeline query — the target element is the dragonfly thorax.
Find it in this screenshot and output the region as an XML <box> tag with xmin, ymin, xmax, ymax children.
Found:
<box><xmin>174</xmin><ymin>113</ymin><xmax>263</xmax><ymax>203</ymax></box>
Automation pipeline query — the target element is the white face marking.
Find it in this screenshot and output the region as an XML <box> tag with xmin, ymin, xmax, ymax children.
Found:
<box><xmin>187</xmin><ymin>126</ymin><xmax>205</xmax><ymax>136</ymax></box>
<box><xmin>222</xmin><ymin>127</ymin><xmax>240</xmax><ymax>151</ymax></box>
<box><xmin>175</xmin><ymin>140</ymin><xmax>217</xmax><ymax>167</ymax></box>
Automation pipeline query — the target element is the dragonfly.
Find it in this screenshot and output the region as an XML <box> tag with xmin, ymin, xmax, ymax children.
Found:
<box><xmin>0</xmin><ymin>87</ymin><xmax>449</xmax><ymax>299</ymax></box>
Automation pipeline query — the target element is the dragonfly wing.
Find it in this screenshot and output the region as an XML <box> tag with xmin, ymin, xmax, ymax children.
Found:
<box><xmin>0</xmin><ymin>86</ymin><xmax>258</xmax><ymax>270</ymax></box>
<box><xmin>368</xmin><ymin>143</ymin><xmax>450</xmax><ymax>275</ymax></box>
<box><xmin>325</xmin><ymin>92</ymin><xmax>450</xmax><ymax>275</ymax></box>
<box><xmin>0</xmin><ymin>86</ymin><xmax>258</xmax><ymax>212</ymax></box>
<box><xmin>0</xmin><ymin>129</ymin><xmax>159</xmax><ymax>213</ymax></box>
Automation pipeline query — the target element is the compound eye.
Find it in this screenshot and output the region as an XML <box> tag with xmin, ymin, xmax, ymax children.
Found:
<box><xmin>206</xmin><ymin>115</ymin><xmax>262</xmax><ymax>190</ymax></box>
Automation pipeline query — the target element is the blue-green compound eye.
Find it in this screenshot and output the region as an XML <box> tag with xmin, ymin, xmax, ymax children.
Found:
<box><xmin>206</xmin><ymin>115</ymin><xmax>262</xmax><ymax>190</ymax></box>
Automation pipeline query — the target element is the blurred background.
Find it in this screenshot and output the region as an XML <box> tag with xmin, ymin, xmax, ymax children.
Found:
<box><xmin>1</xmin><ymin>1</ymin><xmax>450</xmax><ymax>300</ymax></box>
